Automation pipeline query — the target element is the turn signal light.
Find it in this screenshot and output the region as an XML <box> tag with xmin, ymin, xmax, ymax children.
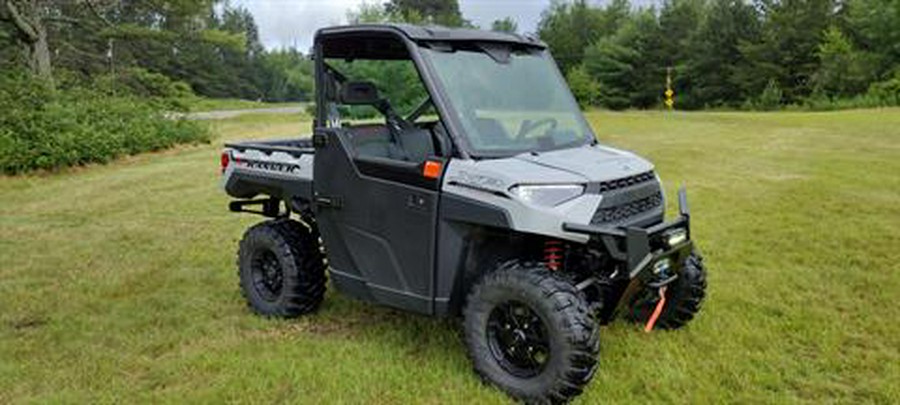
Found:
<box><xmin>423</xmin><ymin>160</ymin><xmax>442</xmax><ymax>179</ymax></box>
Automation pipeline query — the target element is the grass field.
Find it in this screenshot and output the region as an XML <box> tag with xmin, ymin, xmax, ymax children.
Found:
<box><xmin>1</xmin><ymin>109</ymin><xmax>899</xmax><ymax>403</ymax></box>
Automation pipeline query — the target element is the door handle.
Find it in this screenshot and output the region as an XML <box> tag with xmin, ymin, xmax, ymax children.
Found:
<box><xmin>406</xmin><ymin>193</ymin><xmax>428</xmax><ymax>211</ymax></box>
<box><xmin>316</xmin><ymin>196</ymin><xmax>343</xmax><ymax>209</ymax></box>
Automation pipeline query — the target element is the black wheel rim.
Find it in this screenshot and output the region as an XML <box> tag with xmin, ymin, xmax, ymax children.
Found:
<box><xmin>250</xmin><ymin>249</ymin><xmax>283</xmax><ymax>301</ymax></box>
<box><xmin>486</xmin><ymin>300</ymin><xmax>551</xmax><ymax>378</ymax></box>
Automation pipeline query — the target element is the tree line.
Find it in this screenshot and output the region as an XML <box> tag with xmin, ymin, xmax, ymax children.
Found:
<box><xmin>541</xmin><ymin>0</ymin><xmax>900</xmax><ymax>110</ymax></box>
<box><xmin>346</xmin><ymin>0</ymin><xmax>900</xmax><ymax>110</ymax></box>
<box><xmin>1</xmin><ymin>0</ymin><xmax>312</xmax><ymax>102</ymax></box>
<box><xmin>2</xmin><ymin>0</ymin><xmax>899</xmax><ymax>109</ymax></box>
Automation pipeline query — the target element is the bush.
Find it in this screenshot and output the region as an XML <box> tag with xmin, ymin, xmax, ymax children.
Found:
<box><xmin>93</xmin><ymin>68</ymin><xmax>195</xmax><ymax>111</ymax></box>
<box><xmin>754</xmin><ymin>79</ymin><xmax>784</xmax><ymax>111</ymax></box>
<box><xmin>797</xmin><ymin>74</ymin><xmax>900</xmax><ymax>111</ymax></box>
<box><xmin>801</xmin><ymin>93</ymin><xmax>890</xmax><ymax>111</ymax></box>
<box><xmin>0</xmin><ymin>71</ymin><xmax>210</xmax><ymax>174</ymax></box>
<box><xmin>867</xmin><ymin>73</ymin><xmax>900</xmax><ymax>106</ymax></box>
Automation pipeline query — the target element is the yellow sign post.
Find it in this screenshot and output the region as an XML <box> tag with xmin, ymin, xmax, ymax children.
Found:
<box><xmin>665</xmin><ymin>66</ymin><xmax>674</xmax><ymax>110</ymax></box>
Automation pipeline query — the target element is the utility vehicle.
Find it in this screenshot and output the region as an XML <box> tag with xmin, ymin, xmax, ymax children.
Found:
<box><xmin>220</xmin><ymin>24</ymin><xmax>707</xmax><ymax>403</ymax></box>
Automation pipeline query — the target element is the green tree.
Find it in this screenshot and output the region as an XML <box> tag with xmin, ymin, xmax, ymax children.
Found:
<box><xmin>584</xmin><ymin>9</ymin><xmax>663</xmax><ymax>109</ymax></box>
<box><xmin>208</xmin><ymin>6</ymin><xmax>267</xmax><ymax>99</ymax></box>
<box><xmin>537</xmin><ymin>0</ymin><xmax>605</xmax><ymax>74</ymax></box>
<box><xmin>0</xmin><ymin>0</ymin><xmax>66</xmax><ymax>83</ymax></box>
<box><xmin>259</xmin><ymin>49</ymin><xmax>314</xmax><ymax>102</ymax></box>
<box><xmin>844</xmin><ymin>0</ymin><xmax>900</xmax><ymax>79</ymax></box>
<box><xmin>347</xmin><ymin>2</ymin><xmax>402</xmax><ymax>23</ymax></box>
<box><xmin>384</xmin><ymin>0</ymin><xmax>469</xmax><ymax>26</ymax></box>
<box><xmin>0</xmin><ymin>0</ymin><xmax>320</xmax><ymax>103</ymax></box>
<box><xmin>596</xmin><ymin>0</ymin><xmax>631</xmax><ymax>37</ymax></box>
<box><xmin>683</xmin><ymin>0</ymin><xmax>761</xmax><ymax>108</ymax></box>
<box><xmin>812</xmin><ymin>26</ymin><xmax>874</xmax><ymax>97</ymax></box>
<box><xmin>738</xmin><ymin>0</ymin><xmax>836</xmax><ymax>102</ymax></box>
<box><xmin>491</xmin><ymin>17</ymin><xmax>517</xmax><ymax>33</ymax></box>
<box><xmin>566</xmin><ymin>64</ymin><xmax>600</xmax><ymax>108</ymax></box>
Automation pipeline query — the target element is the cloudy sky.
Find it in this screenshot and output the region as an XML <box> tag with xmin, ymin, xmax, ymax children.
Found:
<box><xmin>231</xmin><ymin>0</ymin><xmax>553</xmax><ymax>50</ymax></box>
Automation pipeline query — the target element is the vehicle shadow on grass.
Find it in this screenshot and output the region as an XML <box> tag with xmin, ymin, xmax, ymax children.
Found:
<box><xmin>252</xmin><ymin>285</ymin><xmax>466</xmax><ymax>364</ymax></box>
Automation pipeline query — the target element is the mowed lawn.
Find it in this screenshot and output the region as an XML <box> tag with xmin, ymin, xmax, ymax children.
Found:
<box><xmin>1</xmin><ymin>109</ymin><xmax>898</xmax><ymax>403</ymax></box>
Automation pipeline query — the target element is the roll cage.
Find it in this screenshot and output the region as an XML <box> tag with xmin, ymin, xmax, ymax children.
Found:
<box><xmin>312</xmin><ymin>23</ymin><xmax>557</xmax><ymax>160</ymax></box>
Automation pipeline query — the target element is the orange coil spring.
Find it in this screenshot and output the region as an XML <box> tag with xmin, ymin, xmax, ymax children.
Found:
<box><xmin>544</xmin><ymin>240</ymin><xmax>564</xmax><ymax>271</ymax></box>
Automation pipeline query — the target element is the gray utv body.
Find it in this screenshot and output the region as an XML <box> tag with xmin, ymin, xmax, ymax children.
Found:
<box><xmin>221</xmin><ymin>23</ymin><xmax>694</xmax><ymax>317</ymax></box>
<box><xmin>221</xmin><ymin>23</ymin><xmax>704</xmax><ymax>403</ymax></box>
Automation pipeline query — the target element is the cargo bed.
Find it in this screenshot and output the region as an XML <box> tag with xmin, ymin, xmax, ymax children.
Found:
<box><xmin>221</xmin><ymin>137</ymin><xmax>316</xmax><ymax>213</ymax></box>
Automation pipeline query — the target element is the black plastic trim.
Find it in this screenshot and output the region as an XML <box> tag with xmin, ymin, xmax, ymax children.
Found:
<box><xmin>315</xmin><ymin>23</ymin><xmax>546</xmax><ymax>49</ymax></box>
<box><xmin>225</xmin><ymin>140</ymin><xmax>314</xmax><ymax>158</ymax></box>
<box><xmin>354</xmin><ymin>156</ymin><xmax>439</xmax><ymax>190</ymax></box>
<box><xmin>562</xmin><ymin>187</ymin><xmax>693</xmax><ymax>279</ymax></box>
<box><xmin>440</xmin><ymin>193</ymin><xmax>511</xmax><ymax>229</ymax></box>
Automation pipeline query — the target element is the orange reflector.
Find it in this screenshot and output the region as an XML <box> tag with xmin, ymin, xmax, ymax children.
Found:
<box><xmin>220</xmin><ymin>152</ymin><xmax>230</xmax><ymax>174</ymax></box>
<box><xmin>423</xmin><ymin>160</ymin><xmax>442</xmax><ymax>179</ymax></box>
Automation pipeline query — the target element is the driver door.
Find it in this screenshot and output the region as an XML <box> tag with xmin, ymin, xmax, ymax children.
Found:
<box><xmin>313</xmin><ymin>126</ymin><xmax>444</xmax><ymax>314</ymax></box>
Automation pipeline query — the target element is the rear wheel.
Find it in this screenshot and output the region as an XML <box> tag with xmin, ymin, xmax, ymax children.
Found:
<box><xmin>237</xmin><ymin>219</ymin><xmax>326</xmax><ymax>317</ymax></box>
<box><xmin>627</xmin><ymin>252</ymin><xmax>707</xmax><ymax>329</ymax></box>
<box><xmin>463</xmin><ymin>262</ymin><xmax>599</xmax><ymax>404</ymax></box>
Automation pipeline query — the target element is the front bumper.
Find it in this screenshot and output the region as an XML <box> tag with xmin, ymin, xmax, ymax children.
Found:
<box><xmin>562</xmin><ymin>187</ymin><xmax>694</xmax><ymax>284</ymax></box>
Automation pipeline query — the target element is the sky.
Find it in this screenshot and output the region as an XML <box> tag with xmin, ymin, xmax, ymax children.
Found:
<box><xmin>230</xmin><ymin>0</ymin><xmax>552</xmax><ymax>51</ymax></box>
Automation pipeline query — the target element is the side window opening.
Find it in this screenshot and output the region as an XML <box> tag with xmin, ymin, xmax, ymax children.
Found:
<box><xmin>319</xmin><ymin>35</ymin><xmax>451</xmax><ymax>162</ymax></box>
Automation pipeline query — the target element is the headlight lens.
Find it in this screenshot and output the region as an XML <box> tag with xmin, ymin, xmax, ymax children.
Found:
<box><xmin>508</xmin><ymin>184</ymin><xmax>585</xmax><ymax>206</ymax></box>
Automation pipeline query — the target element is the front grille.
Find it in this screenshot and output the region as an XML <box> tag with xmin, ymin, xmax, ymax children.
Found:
<box><xmin>592</xmin><ymin>192</ymin><xmax>663</xmax><ymax>224</ymax></box>
<box><xmin>598</xmin><ymin>171</ymin><xmax>655</xmax><ymax>192</ymax></box>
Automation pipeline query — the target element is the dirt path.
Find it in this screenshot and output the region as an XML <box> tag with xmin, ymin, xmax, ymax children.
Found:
<box><xmin>185</xmin><ymin>106</ymin><xmax>305</xmax><ymax>120</ymax></box>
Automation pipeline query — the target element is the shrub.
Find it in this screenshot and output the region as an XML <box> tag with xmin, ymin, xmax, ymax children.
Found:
<box><xmin>0</xmin><ymin>71</ymin><xmax>210</xmax><ymax>174</ymax></box>
<box><xmin>754</xmin><ymin>79</ymin><xmax>784</xmax><ymax>111</ymax></box>
<box><xmin>93</xmin><ymin>67</ymin><xmax>195</xmax><ymax>111</ymax></box>
<box><xmin>867</xmin><ymin>73</ymin><xmax>900</xmax><ymax>106</ymax></box>
<box><xmin>798</xmin><ymin>74</ymin><xmax>900</xmax><ymax>111</ymax></box>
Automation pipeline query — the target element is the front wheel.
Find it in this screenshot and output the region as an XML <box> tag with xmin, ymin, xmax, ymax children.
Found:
<box><xmin>463</xmin><ymin>262</ymin><xmax>599</xmax><ymax>404</ymax></box>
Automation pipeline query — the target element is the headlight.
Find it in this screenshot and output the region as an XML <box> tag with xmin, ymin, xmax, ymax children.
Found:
<box><xmin>508</xmin><ymin>184</ymin><xmax>585</xmax><ymax>207</ymax></box>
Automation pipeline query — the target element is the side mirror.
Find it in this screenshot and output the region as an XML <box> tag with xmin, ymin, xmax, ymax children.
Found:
<box><xmin>340</xmin><ymin>81</ymin><xmax>381</xmax><ymax>105</ymax></box>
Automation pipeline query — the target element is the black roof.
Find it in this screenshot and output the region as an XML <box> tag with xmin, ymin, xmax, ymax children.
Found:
<box><xmin>315</xmin><ymin>23</ymin><xmax>546</xmax><ymax>49</ymax></box>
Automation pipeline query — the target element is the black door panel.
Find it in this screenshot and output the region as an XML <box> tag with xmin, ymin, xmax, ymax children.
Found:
<box><xmin>313</xmin><ymin>128</ymin><xmax>439</xmax><ymax>314</ymax></box>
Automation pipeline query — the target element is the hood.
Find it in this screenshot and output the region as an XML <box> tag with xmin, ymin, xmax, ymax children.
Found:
<box><xmin>442</xmin><ymin>144</ymin><xmax>654</xmax><ymax>196</ymax></box>
<box><xmin>512</xmin><ymin>144</ymin><xmax>654</xmax><ymax>183</ymax></box>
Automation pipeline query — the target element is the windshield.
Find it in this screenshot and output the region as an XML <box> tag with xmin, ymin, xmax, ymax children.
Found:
<box><xmin>421</xmin><ymin>46</ymin><xmax>593</xmax><ymax>157</ymax></box>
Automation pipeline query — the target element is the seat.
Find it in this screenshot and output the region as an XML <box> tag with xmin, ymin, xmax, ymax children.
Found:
<box><xmin>431</xmin><ymin>122</ymin><xmax>453</xmax><ymax>157</ymax></box>
<box><xmin>339</xmin><ymin>81</ymin><xmax>435</xmax><ymax>161</ymax></box>
<box><xmin>348</xmin><ymin>125</ymin><xmax>395</xmax><ymax>159</ymax></box>
<box><xmin>397</xmin><ymin>128</ymin><xmax>434</xmax><ymax>162</ymax></box>
<box><xmin>348</xmin><ymin>124</ymin><xmax>434</xmax><ymax>162</ymax></box>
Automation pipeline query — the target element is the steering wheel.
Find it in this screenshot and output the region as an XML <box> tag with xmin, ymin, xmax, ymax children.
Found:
<box><xmin>516</xmin><ymin>118</ymin><xmax>558</xmax><ymax>140</ymax></box>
